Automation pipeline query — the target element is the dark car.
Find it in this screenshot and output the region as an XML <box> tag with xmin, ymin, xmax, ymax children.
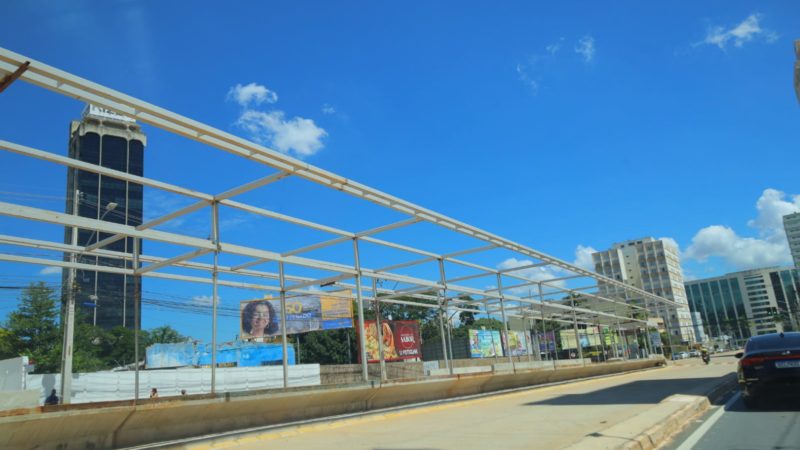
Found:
<box><xmin>736</xmin><ymin>332</ymin><xmax>800</xmax><ymax>408</ymax></box>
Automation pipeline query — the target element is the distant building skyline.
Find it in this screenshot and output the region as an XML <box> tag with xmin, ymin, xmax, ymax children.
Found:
<box><xmin>784</xmin><ymin>212</ymin><xmax>800</xmax><ymax>268</ymax></box>
<box><xmin>685</xmin><ymin>266</ymin><xmax>800</xmax><ymax>343</ymax></box>
<box><xmin>62</xmin><ymin>104</ymin><xmax>145</xmax><ymax>329</ymax></box>
<box><xmin>592</xmin><ymin>237</ymin><xmax>697</xmax><ymax>343</ymax></box>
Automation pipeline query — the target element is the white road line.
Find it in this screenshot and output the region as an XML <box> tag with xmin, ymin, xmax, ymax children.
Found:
<box><xmin>674</xmin><ymin>391</ymin><xmax>741</xmax><ymax>450</ymax></box>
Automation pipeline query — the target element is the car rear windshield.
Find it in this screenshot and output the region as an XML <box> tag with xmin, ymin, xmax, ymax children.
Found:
<box><xmin>746</xmin><ymin>334</ymin><xmax>800</xmax><ymax>351</ymax></box>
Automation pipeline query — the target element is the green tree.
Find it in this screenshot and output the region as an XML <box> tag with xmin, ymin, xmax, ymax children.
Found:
<box><xmin>96</xmin><ymin>326</ymin><xmax>150</xmax><ymax>369</ymax></box>
<box><xmin>300</xmin><ymin>328</ymin><xmax>355</xmax><ymax>364</ymax></box>
<box><xmin>0</xmin><ymin>282</ymin><xmax>62</xmax><ymax>373</ymax></box>
<box><xmin>147</xmin><ymin>325</ymin><xmax>186</xmax><ymax>345</ymax></box>
<box><xmin>458</xmin><ymin>310</ymin><xmax>476</xmax><ymax>327</ymax></box>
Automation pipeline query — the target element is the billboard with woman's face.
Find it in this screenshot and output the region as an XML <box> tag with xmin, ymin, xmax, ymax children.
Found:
<box><xmin>240</xmin><ymin>290</ymin><xmax>353</xmax><ymax>339</ymax></box>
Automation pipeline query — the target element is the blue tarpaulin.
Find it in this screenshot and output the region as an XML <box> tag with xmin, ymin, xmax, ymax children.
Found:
<box><xmin>146</xmin><ymin>342</ymin><xmax>295</xmax><ymax>368</ymax></box>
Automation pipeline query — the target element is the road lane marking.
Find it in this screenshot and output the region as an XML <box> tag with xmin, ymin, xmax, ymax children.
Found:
<box><xmin>674</xmin><ymin>391</ymin><xmax>741</xmax><ymax>450</ymax></box>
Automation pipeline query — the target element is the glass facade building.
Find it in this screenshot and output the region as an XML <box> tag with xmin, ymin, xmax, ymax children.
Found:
<box><xmin>784</xmin><ymin>212</ymin><xmax>800</xmax><ymax>268</ymax></box>
<box><xmin>63</xmin><ymin>105</ymin><xmax>145</xmax><ymax>329</ymax></box>
<box><xmin>685</xmin><ymin>267</ymin><xmax>800</xmax><ymax>344</ymax></box>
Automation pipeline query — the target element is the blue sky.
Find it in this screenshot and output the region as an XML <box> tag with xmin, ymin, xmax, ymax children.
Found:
<box><xmin>1</xmin><ymin>1</ymin><xmax>799</xmax><ymax>342</ymax></box>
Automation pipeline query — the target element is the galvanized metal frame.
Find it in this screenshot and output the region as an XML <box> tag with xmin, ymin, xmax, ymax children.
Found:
<box><xmin>0</xmin><ymin>47</ymin><xmax>674</xmax><ymax>396</ymax></box>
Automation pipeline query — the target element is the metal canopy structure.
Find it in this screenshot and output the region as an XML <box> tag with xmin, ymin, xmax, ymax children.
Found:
<box><xmin>0</xmin><ymin>47</ymin><xmax>673</xmax><ymax>400</ymax></box>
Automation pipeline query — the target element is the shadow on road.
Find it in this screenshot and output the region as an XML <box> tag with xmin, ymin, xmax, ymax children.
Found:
<box><xmin>524</xmin><ymin>378</ymin><xmax>726</xmax><ymax>406</ymax></box>
<box><xmin>726</xmin><ymin>391</ymin><xmax>800</xmax><ymax>413</ymax></box>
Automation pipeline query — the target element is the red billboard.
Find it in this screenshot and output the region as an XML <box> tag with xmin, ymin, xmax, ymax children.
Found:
<box><xmin>362</xmin><ymin>320</ymin><xmax>421</xmax><ymax>362</ymax></box>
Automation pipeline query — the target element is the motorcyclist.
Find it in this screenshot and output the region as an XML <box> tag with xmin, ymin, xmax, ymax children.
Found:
<box><xmin>701</xmin><ymin>348</ymin><xmax>710</xmax><ymax>364</ymax></box>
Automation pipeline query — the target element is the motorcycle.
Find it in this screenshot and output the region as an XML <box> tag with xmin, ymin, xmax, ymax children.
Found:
<box><xmin>701</xmin><ymin>353</ymin><xmax>710</xmax><ymax>365</ymax></box>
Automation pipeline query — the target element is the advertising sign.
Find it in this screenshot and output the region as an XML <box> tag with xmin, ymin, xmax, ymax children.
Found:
<box><xmin>240</xmin><ymin>290</ymin><xmax>353</xmax><ymax>339</ymax></box>
<box><xmin>559</xmin><ymin>327</ymin><xmax>602</xmax><ymax>350</ymax></box>
<box><xmin>602</xmin><ymin>327</ymin><xmax>613</xmax><ymax>346</ymax></box>
<box><xmin>363</xmin><ymin>320</ymin><xmax>421</xmax><ymax>362</ymax></box>
<box><xmin>537</xmin><ymin>331</ymin><xmax>556</xmax><ymax>352</ymax></box>
<box><xmin>503</xmin><ymin>330</ymin><xmax>532</xmax><ymax>356</ymax></box>
<box><xmin>649</xmin><ymin>331</ymin><xmax>663</xmax><ymax>347</ymax></box>
<box><xmin>469</xmin><ymin>329</ymin><xmax>504</xmax><ymax>358</ymax></box>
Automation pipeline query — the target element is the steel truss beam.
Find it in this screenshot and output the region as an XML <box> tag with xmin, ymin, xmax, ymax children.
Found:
<box><xmin>0</xmin><ymin>47</ymin><xmax>674</xmax><ymax>309</ymax></box>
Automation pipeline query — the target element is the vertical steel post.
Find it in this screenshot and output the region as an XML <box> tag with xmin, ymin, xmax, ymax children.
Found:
<box><xmin>437</xmin><ymin>259</ymin><xmax>452</xmax><ymax>374</ymax></box>
<box><xmin>59</xmin><ymin>189</ymin><xmax>80</xmax><ymax>404</ymax></box>
<box><xmin>133</xmin><ymin>237</ymin><xmax>140</xmax><ymax>402</ymax></box>
<box><xmin>371</xmin><ymin>278</ymin><xmax>386</xmax><ymax>382</ymax></box>
<box><xmin>278</xmin><ymin>262</ymin><xmax>289</xmax><ymax>387</ymax></box>
<box><xmin>662</xmin><ymin>306</ymin><xmax>677</xmax><ymax>359</ymax></box>
<box><xmin>352</xmin><ymin>239</ymin><xmax>369</xmax><ymax>382</ymax></box>
<box><xmin>482</xmin><ymin>302</ymin><xmax>499</xmax><ymax>363</ymax></box>
<box><xmin>211</xmin><ymin>202</ymin><xmax>219</xmax><ymax>394</ymax></box>
<box><xmin>495</xmin><ymin>273</ymin><xmax>515</xmax><ymax>371</ymax></box>
<box><xmin>438</xmin><ymin>301</ymin><xmax>451</xmax><ymax>372</ymax></box>
<box><xmin>643</xmin><ymin>298</ymin><xmax>653</xmax><ymax>358</ymax></box>
<box><xmin>570</xmin><ymin>296</ymin><xmax>584</xmax><ymax>366</ymax></box>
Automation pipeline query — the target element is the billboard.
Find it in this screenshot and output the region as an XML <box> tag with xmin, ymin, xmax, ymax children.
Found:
<box><xmin>469</xmin><ymin>329</ymin><xmax>504</xmax><ymax>358</ymax></box>
<box><xmin>649</xmin><ymin>332</ymin><xmax>663</xmax><ymax>347</ymax></box>
<box><xmin>240</xmin><ymin>290</ymin><xmax>353</xmax><ymax>339</ymax></box>
<box><xmin>537</xmin><ymin>331</ymin><xmax>556</xmax><ymax>352</ymax></box>
<box><xmin>559</xmin><ymin>327</ymin><xmax>602</xmax><ymax>350</ymax></box>
<box><xmin>362</xmin><ymin>320</ymin><xmax>421</xmax><ymax>362</ymax></box>
<box><xmin>502</xmin><ymin>330</ymin><xmax>533</xmax><ymax>356</ymax></box>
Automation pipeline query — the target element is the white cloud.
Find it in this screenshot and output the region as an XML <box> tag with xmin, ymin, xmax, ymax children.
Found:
<box><xmin>684</xmin><ymin>225</ymin><xmax>790</xmax><ymax>268</ymax></box>
<box><xmin>39</xmin><ymin>266</ymin><xmax>62</xmax><ymax>276</ymax></box>
<box><xmin>574</xmin><ymin>36</ymin><xmax>595</xmax><ymax>62</ymax></box>
<box><xmin>321</xmin><ymin>104</ymin><xmax>336</xmax><ymax>115</ymax></box>
<box><xmin>546</xmin><ymin>38</ymin><xmax>565</xmax><ymax>55</ymax></box>
<box><xmin>517</xmin><ymin>36</ymin><xmax>594</xmax><ymax>95</ymax></box>
<box><xmin>191</xmin><ymin>295</ymin><xmax>220</xmax><ymax>307</ymax></box>
<box><xmin>684</xmin><ymin>188</ymin><xmax>799</xmax><ymax>270</ymax></box>
<box><xmin>497</xmin><ymin>257</ymin><xmax>568</xmax><ymax>295</ymax></box>
<box><xmin>516</xmin><ymin>63</ymin><xmax>539</xmax><ymax>94</ymax></box>
<box><xmin>658</xmin><ymin>237</ymin><xmax>681</xmax><ymax>254</ymax></box>
<box><xmin>237</xmin><ymin>110</ymin><xmax>327</xmax><ymax>157</ymax></box>
<box><xmin>746</xmin><ymin>188</ymin><xmax>800</xmax><ymax>236</ymax></box>
<box><xmin>574</xmin><ymin>245</ymin><xmax>597</xmax><ymax>271</ymax></box>
<box><xmin>700</xmin><ymin>14</ymin><xmax>778</xmax><ymax>50</ymax></box>
<box><xmin>227</xmin><ymin>83</ymin><xmax>278</xmax><ymax>107</ymax></box>
<box><xmin>228</xmin><ymin>82</ymin><xmax>327</xmax><ymax>158</ymax></box>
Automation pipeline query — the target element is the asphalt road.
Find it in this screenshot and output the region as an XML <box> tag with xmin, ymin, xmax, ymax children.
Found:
<box><xmin>170</xmin><ymin>357</ymin><xmax>737</xmax><ymax>450</ymax></box>
<box><xmin>665</xmin><ymin>377</ymin><xmax>800</xmax><ymax>450</ymax></box>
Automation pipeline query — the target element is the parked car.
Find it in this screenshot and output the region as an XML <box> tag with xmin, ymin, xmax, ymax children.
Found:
<box><xmin>671</xmin><ymin>351</ymin><xmax>690</xmax><ymax>360</ymax></box>
<box><xmin>689</xmin><ymin>350</ymin><xmax>701</xmax><ymax>358</ymax></box>
<box><xmin>736</xmin><ymin>332</ymin><xmax>800</xmax><ymax>408</ymax></box>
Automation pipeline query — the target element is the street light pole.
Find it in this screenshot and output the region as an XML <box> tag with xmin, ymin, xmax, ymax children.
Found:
<box><xmin>59</xmin><ymin>189</ymin><xmax>80</xmax><ymax>404</ymax></box>
<box><xmin>59</xmin><ymin>193</ymin><xmax>118</xmax><ymax>403</ymax></box>
<box><xmin>87</xmin><ymin>201</ymin><xmax>117</xmax><ymax>328</ymax></box>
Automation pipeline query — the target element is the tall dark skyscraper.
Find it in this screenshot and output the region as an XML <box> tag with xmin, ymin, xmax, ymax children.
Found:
<box><xmin>64</xmin><ymin>104</ymin><xmax>145</xmax><ymax>329</ymax></box>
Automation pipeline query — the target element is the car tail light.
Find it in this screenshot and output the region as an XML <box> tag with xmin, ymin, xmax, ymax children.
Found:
<box><xmin>740</xmin><ymin>356</ymin><xmax>766</xmax><ymax>367</ymax></box>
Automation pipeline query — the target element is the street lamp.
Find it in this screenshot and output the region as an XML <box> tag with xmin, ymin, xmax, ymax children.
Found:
<box><xmin>83</xmin><ymin>201</ymin><xmax>118</xmax><ymax>328</ymax></box>
<box><xmin>60</xmin><ymin>195</ymin><xmax>118</xmax><ymax>404</ymax></box>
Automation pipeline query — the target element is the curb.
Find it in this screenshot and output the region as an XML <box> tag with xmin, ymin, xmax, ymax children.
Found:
<box><xmin>621</xmin><ymin>374</ymin><xmax>738</xmax><ymax>450</ymax></box>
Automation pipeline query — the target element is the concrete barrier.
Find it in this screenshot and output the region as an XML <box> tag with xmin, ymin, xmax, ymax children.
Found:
<box><xmin>0</xmin><ymin>358</ymin><xmax>664</xmax><ymax>450</ymax></box>
<box><xmin>0</xmin><ymin>390</ymin><xmax>39</xmax><ymax>410</ymax></box>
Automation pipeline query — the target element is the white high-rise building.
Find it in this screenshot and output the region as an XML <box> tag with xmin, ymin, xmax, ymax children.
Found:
<box><xmin>592</xmin><ymin>237</ymin><xmax>697</xmax><ymax>343</ymax></box>
<box><xmin>784</xmin><ymin>212</ymin><xmax>800</xmax><ymax>268</ymax></box>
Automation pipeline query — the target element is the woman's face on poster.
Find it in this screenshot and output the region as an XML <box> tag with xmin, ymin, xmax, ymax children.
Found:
<box><xmin>251</xmin><ymin>303</ymin><xmax>270</xmax><ymax>336</ymax></box>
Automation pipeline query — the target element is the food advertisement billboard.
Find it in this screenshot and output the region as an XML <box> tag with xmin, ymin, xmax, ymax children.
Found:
<box><xmin>362</xmin><ymin>320</ymin><xmax>421</xmax><ymax>362</ymax></box>
<box><xmin>240</xmin><ymin>290</ymin><xmax>352</xmax><ymax>339</ymax></box>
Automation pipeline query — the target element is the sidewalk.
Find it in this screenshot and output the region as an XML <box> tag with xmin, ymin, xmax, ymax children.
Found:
<box><xmin>156</xmin><ymin>357</ymin><xmax>738</xmax><ymax>450</ymax></box>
